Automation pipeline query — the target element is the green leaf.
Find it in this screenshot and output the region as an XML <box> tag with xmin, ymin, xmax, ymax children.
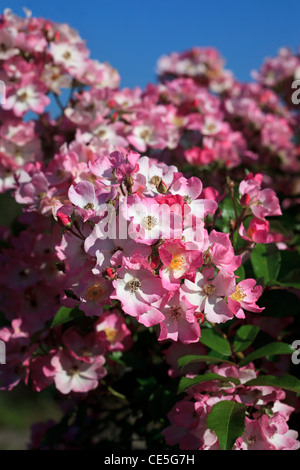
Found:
<box><xmin>0</xmin><ymin>192</ymin><xmax>23</xmax><ymax>228</ymax></box>
<box><xmin>278</xmin><ymin>250</ymin><xmax>300</xmax><ymax>280</ymax></box>
<box><xmin>275</xmin><ymin>269</ymin><xmax>300</xmax><ymax>289</ymax></box>
<box><xmin>219</xmin><ymin>196</ymin><xmax>236</xmax><ymax>233</ymax></box>
<box><xmin>108</xmin><ymin>351</ymin><xmax>125</xmax><ymax>365</ymax></box>
<box><xmin>51</xmin><ymin>305</ymin><xmax>85</xmax><ymax>328</ymax></box>
<box><xmin>199</xmin><ymin>328</ymin><xmax>232</xmax><ymax>356</ymax></box>
<box><xmin>148</xmin><ymin>386</ymin><xmax>176</xmax><ymax>421</ymax></box>
<box><xmin>234</xmin><ymin>265</ymin><xmax>245</xmax><ymax>282</ymax></box>
<box><xmin>207</xmin><ymin>350</ymin><xmax>228</xmax><ymax>359</ymax></box>
<box><xmin>122</xmin><ymin>351</ymin><xmax>146</xmax><ymax>370</ymax></box>
<box><xmin>244</xmin><ymin>374</ymin><xmax>300</xmax><ymax>394</ymax></box>
<box><xmin>178</xmin><ymin>373</ymin><xmax>240</xmax><ymax>394</ymax></box>
<box><xmin>137</xmin><ymin>377</ymin><xmax>157</xmax><ymax>387</ymax></box>
<box><xmin>268</xmin><ymin>249</ymin><xmax>300</xmax><ymax>288</ymax></box>
<box><xmin>178</xmin><ymin>355</ymin><xmax>235</xmax><ymax>370</ymax></box>
<box><xmin>233</xmin><ymin>325</ymin><xmax>260</xmax><ymax>353</ymax></box>
<box><xmin>269</xmin><ymin>219</ymin><xmax>291</xmax><ymax>237</ymax></box>
<box><xmin>250</xmin><ymin>243</ymin><xmax>281</xmax><ymax>285</ymax></box>
<box><xmin>240</xmin><ymin>342</ymin><xmax>294</xmax><ymax>366</ymax></box>
<box><xmin>207</xmin><ymin>401</ymin><xmax>247</xmax><ymax>450</ymax></box>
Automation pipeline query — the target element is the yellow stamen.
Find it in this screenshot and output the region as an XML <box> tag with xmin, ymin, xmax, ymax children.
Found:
<box><xmin>169</xmin><ymin>252</ymin><xmax>185</xmax><ymax>271</ymax></box>
<box><xmin>173</xmin><ymin>116</ymin><xmax>185</xmax><ymax>127</ymax></box>
<box><xmin>104</xmin><ymin>327</ymin><xmax>118</xmax><ymax>342</ymax></box>
<box><xmin>231</xmin><ymin>285</ymin><xmax>246</xmax><ymax>302</ymax></box>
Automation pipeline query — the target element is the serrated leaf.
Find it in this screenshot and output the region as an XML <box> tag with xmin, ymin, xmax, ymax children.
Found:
<box><xmin>51</xmin><ymin>305</ymin><xmax>85</xmax><ymax>328</ymax></box>
<box><xmin>233</xmin><ymin>325</ymin><xmax>260</xmax><ymax>353</ymax></box>
<box><xmin>250</xmin><ymin>243</ymin><xmax>281</xmax><ymax>284</ymax></box>
<box><xmin>178</xmin><ymin>373</ymin><xmax>240</xmax><ymax>394</ymax></box>
<box><xmin>207</xmin><ymin>401</ymin><xmax>247</xmax><ymax>450</ymax></box>
<box><xmin>199</xmin><ymin>328</ymin><xmax>232</xmax><ymax>356</ymax></box>
<box><xmin>240</xmin><ymin>342</ymin><xmax>294</xmax><ymax>366</ymax></box>
<box><xmin>244</xmin><ymin>374</ymin><xmax>300</xmax><ymax>393</ymax></box>
<box><xmin>178</xmin><ymin>355</ymin><xmax>235</xmax><ymax>370</ymax></box>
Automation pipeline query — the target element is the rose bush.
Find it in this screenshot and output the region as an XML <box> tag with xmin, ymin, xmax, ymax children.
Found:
<box><xmin>0</xmin><ymin>8</ymin><xmax>299</xmax><ymax>450</ymax></box>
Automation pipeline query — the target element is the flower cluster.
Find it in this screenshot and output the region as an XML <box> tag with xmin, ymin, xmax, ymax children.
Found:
<box><xmin>238</xmin><ymin>172</ymin><xmax>282</xmax><ymax>244</ymax></box>
<box><xmin>156</xmin><ymin>47</ymin><xmax>300</xmax><ymax>195</ymax></box>
<box><xmin>0</xmin><ymin>142</ymin><xmax>281</xmax><ymax>395</ymax></box>
<box><xmin>0</xmin><ymin>8</ymin><xmax>119</xmax><ymax>191</ymax></box>
<box><xmin>1</xmin><ymin>9</ymin><xmax>299</xmax><ymax>201</ymax></box>
<box><xmin>163</xmin><ymin>363</ymin><xmax>300</xmax><ymax>450</ymax></box>
<box><xmin>15</xmin><ymin>151</ymin><xmax>275</xmax><ymax>339</ymax></box>
<box><xmin>0</xmin><ymin>9</ymin><xmax>299</xmax><ymax>451</ymax></box>
<box><xmin>254</xmin><ymin>47</ymin><xmax>300</xmax><ymax>89</ymax></box>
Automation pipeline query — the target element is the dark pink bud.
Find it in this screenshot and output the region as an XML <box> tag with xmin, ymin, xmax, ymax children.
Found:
<box><xmin>195</xmin><ymin>312</ymin><xmax>205</xmax><ymax>324</ymax></box>
<box><xmin>240</xmin><ymin>193</ymin><xmax>251</xmax><ymax>207</ymax></box>
<box><xmin>56</xmin><ymin>211</ymin><xmax>72</xmax><ymax>228</ymax></box>
<box><xmin>150</xmin><ymin>256</ymin><xmax>160</xmax><ymax>270</ymax></box>
<box><xmin>157</xmin><ymin>180</ymin><xmax>168</xmax><ymax>194</ymax></box>
<box><xmin>103</xmin><ymin>268</ymin><xmax>116</xmax><ymax>281</ymax></box>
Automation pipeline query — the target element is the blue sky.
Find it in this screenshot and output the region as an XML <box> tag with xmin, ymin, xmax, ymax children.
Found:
<box><xmin>4</xmin><ymin>0</ymin><xmax>300</xmax><ymax>89</ymax></box>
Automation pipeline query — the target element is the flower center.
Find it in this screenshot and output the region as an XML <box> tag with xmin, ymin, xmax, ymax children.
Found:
<box><xmin>142</xmin><ymin>215</ymin><xmax>158</xmax><ymax>230</ymax></box>
<box><xmin>84</xmin><ymin>202</ymin><xmax>94</xmax><ymax>210</ymax></box>
<box><xmin>80</xmin><ymin>347</ymin><xmax>92</xmax><ymax>357</ymax></box>
<box><xmin>51</xmin><ymin>72</ymin><xmax>60</xmax><ymax>81</ymax></box>
<box><xmin>128</xmin><ymin>278</ymin><xmax>141</xmax><ymax>293</ymax></box>
<box><xmin>140</xmin><ymin>128</ymin><xmax>151</xmax><ymax>140</ymax></box>
<box><xmin>63</xmin><ymin>51</ymin><xmax>71</xmax><ymax>60</ymax></box>
<box><xmin>97</xmin><ymin>129</ymin><xmax>107</xmax><ymax>138</ymax></box>
<box><xmin>203</xmin><ymin>283</ymin><xmax>216</xmax><ymax>296</ymax></box>
<box><xmin>169</xmin><ymin>252</ymin><xmax>185</xmax><ymax>271</ymax></box>
<box><xmin>206</xmin><ymin>123</ymin><xmax>217</xmax><ymax>133</ymax></box>
<box><xmin>150</xmin><ymin>175</ymin><xmax>162</xmax><ymax>186</ymax></box>
<box><xmin>231</xmin><ymin>286</ymin><xmax>246</xmax><ymax>302</ymax></box>
<box><xmin>173</xmin><ymin>116</ymin><xmax>185</xmax><ymax>127</ymax></box>
<box><xmin>104</xmin><ymin>327</ymin><xmax>118</xmax><ymax>342</ymax></box>
<box><xmin>56</xmin><ymin>169</ymin><xmax>66</xmax><ymax>180</ymax></box>
<box><xmin>18</xmin><ymin>92</ymin><xmax>28</xmax><ymax>102</ymax></box>
<box><xmin>183</xmin><ymin>195</ymin><xmax>192</xmax><ymax>204</ymax></box>
<box><xmin>86</xmin><ymin>283</ymin><xmax>106</xmax><ymax>301</ymax></box>
<box><xmin>170</xmin><ymin>306</ymin><xmax>182</xmax><ymax>319</ymax></box>
<box><xmin>14</xmin><ymin>147</ymin><xmax>22</xmax><ymax>158</ymax></box>
<box><xmin>68</xmin><ymin>365</ymin><xmax>80</xmax><ymax>376</ymax></box>
<box><xmin>246</xmin><ymin>434</ymin><xmax>256</xmax><ymax>445</ymax></box>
